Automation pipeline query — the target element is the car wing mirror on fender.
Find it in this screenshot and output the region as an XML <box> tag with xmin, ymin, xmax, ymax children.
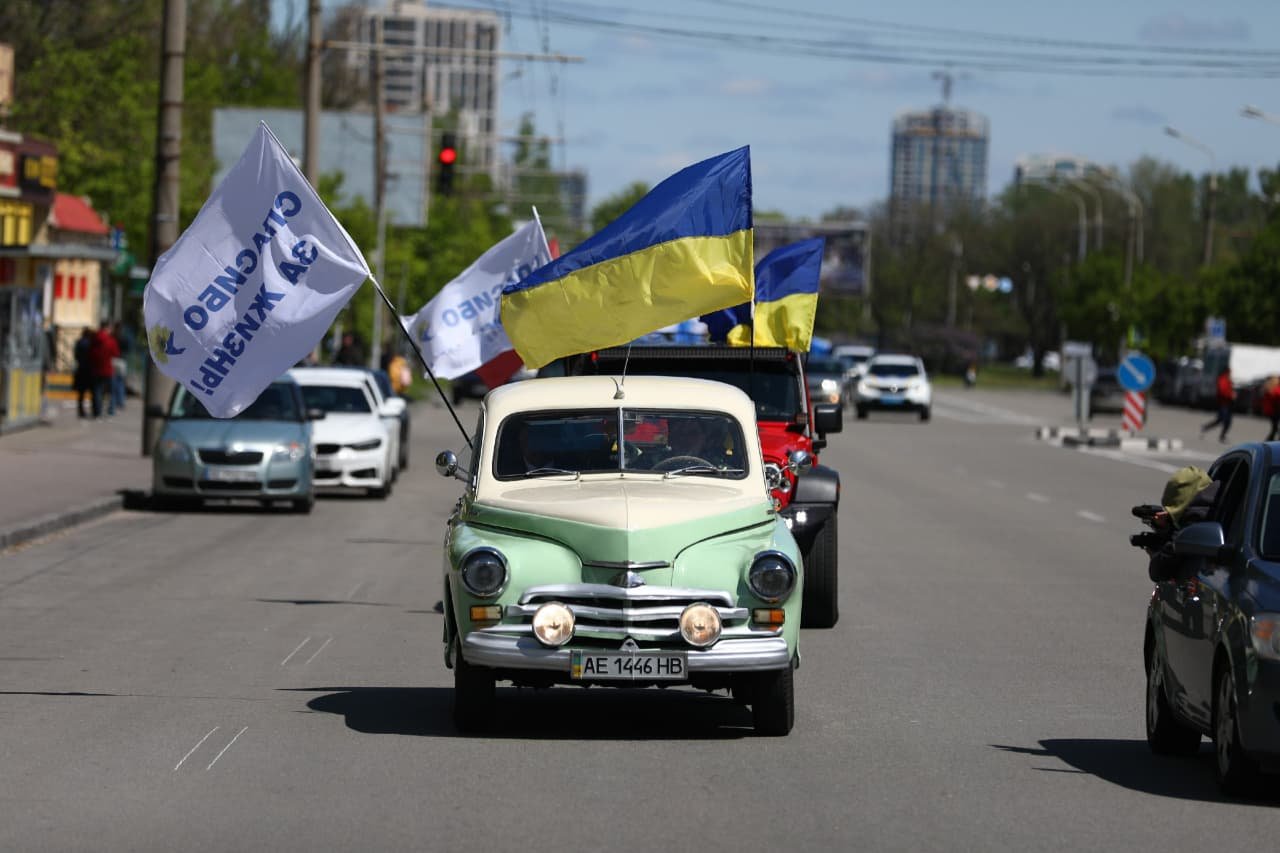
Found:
<box><xmin>435</xmin><ymin>450</ymin><xmax>471</xmax><ymax>482</ymax></box>
<box><xmin>813</xmin><ymin>403</ymin><xmax>842</xmax><ymax>435</ymax></box>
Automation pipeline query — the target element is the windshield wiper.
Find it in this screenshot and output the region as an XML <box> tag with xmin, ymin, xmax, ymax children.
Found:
<box><xmin>663</xmin><ymin>465</ymin><xmax>745</xmax><ymax>479</ymax></box>
<box><xmin>523</xmin><ymin>466</ymin><xmax>582</xmax><ymax>480</ymax></box>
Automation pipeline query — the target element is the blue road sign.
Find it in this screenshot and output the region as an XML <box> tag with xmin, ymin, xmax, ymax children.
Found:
<box><xmin>1119</xmin><ymin>351</ymin><xmax>1156</xmax><ymax>393</ymax></box>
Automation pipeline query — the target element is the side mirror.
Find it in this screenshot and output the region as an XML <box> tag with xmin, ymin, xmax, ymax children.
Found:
<box><xmin>380</xmin><ymin>398</ymin><xmax>406</xmax><ymax>418</ymax></box>
<box><xmin>145</xmin><ymin>403</ymin><xmax>167</xmax><ymax>419</ymax></box>
<box><xmin>788</xmin><ymin>449</ymin><xmax>814</xmax><ymax>475</ymax></box>
<box><xmin>813</xmin><ymin>403</ymin><xmax>843</xmax><ymax>435</ymax></box>
<box><xmin>307</xmin><ymin>408</ymin><xmax>327</xmax><ymax>421</ymax></box>
<box><xmin>1173</xmin><ymin>521</ymin><xmax>1230</xmax><ymax>562</ymax></box>
<box><xmin>435</xmin><ymin>450</ymin><xmax>470</xmax><ymax>482</ymax></box>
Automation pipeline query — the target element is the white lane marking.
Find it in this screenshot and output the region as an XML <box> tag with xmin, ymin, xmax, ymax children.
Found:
<box><xmin>173</xmin><ymin>726</ymin><xmax>220</xmax><ymax>771</ymax></box>
<box><xmin>1026</xmin><ymin>492</ymin><xmax>1050</xmax><ymax>503</ymax></box>
<box><xmin>304</xmin><ymin>636</ymin><xmax>333</xmax><ymax>666</ymax></box>
<box><xmin>205</xmin><ymin>726</ymin><xmax>248</xmax><ymax>771</ymax></box>
<box><xmin>1076</xmin><ymin>446</ymin><xmax>1183</xmax><ymax>474</ymax></box>
<box><xmin>931</xmin><ymin>393</ymin><xmax>1044</xmax><ymax>425</ymax></box>
<box><xmin>1076</xmin><ymin>510</ymin><xmax>1106</xmax><ymax>523</ymax></box>
<box><xmin>348</xmin><ymin>581</ymin><xmax>369</xmax><ymax>600</ymax></box>
<box><xmin>280</xmin><ymin>637</ymin><xmax>311</xmax><ymax>667</ymax></box>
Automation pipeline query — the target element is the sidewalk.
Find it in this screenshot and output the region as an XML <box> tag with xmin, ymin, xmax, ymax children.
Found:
<box><xmin>0</xmin><ymin>399</ymin><xmax>149</xmax><ymax>549</ymax></box>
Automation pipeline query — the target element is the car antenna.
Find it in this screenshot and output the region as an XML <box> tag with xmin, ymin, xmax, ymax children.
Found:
<box><xmin>613</xmin><ymin>343</ymin><xmax>632</xmax><ymax>399</ymax></box>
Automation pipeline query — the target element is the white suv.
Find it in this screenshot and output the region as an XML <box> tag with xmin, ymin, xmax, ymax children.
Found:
<box><xmin>853</xmin><ymin>355</ymin><xmax>932</xmax><ymax>422</ymax></box>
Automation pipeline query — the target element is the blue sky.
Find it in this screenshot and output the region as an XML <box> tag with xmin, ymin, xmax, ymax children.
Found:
<box><xmin>278</xmin><ymin>1</ymin><xmax>1280</xmax><ymax>220</ymax></box>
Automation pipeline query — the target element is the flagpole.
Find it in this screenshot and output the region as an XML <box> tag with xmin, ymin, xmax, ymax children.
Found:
<box><xmin>531</xmin><ymin>206</ymin><xmax>553</xmax><ymax>257</ymax></box>
<box><xmin>368</xmin><ymin>275</ymin><xmax>473</xmax><ymax>451</ymax></box>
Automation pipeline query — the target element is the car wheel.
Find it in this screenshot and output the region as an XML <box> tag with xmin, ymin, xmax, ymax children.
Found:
<box><xmin>399</xmin><ymin>428</ymin><xmax>410</xmax><ymax>470</ymax></box>
<box><xmin>919</xmin><ymin>406</ymin><xmax>931</xmax><ymax>422</ymax></box>
<box><xmin>1145</xmin><ymin>647</ymin><xmax>1200</xmax><ymax>755</ymax></box>
<box><xmin>291</xmin><ymin>495</ymin><xmax>315</xmax><ymax>515</ymax></box>
<box><xmin>752</xmin><ymin>661</ymin><xmax>795</xmax><ymax>736</ymax></box>
<box><xmin>370</xmin><ymin>477</ymin><xmax>393</xmax><ymax>499</ymax></box>
<box><xmin>1215</xmin><ymin>664</ymin><xmax>1262</xmax><ymax>795</ymax></box>
<box><xmin>800</xmin><ymin>517</ymin><xmax>838</xmax><ymax>629</ymax></box>
<box><xmin>452</xmin><ymin>387</ymin><xmax>463</xmax><ymax>406</ymax></box>
<box><xmin>855</xmin><ymin>406</ymin><xmax>868</xmax><ymax>420</ymax></box>
<box><xmin>453</xmin><ymin>646</ymin><xmax>495</xmax><ymax>733</ymax></box>
<box><xmin>154</xmin><ymin>494</ymin><xmax>197</xmax><ymax>512</ymax></box>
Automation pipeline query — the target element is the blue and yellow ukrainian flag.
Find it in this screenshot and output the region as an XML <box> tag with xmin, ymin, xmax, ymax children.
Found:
<box><xmin>749</xmin><ymin>237</ymin><xmax>824</xmax><ymax>351</ymax></box>
<box><xmin>500</xmin><ymin>147</ymin><xmax>754</xmax><ymax>368</ymax></box>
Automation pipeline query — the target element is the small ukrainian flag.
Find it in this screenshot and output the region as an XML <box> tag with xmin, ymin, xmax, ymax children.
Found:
<box><xmin>751</xmin><ymin>237</ymin><xmax>824</xmax><ymax>352</ymax></box>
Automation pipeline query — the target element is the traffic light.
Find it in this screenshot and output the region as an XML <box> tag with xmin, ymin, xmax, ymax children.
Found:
<box><xmin>436</xmin><ymin>132</ymin><xmax>457</xmax><ymax>197</ymax></box>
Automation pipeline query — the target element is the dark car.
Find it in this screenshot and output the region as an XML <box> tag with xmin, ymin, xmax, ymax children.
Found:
<box><xmin>1089</xmin><ymin>367</ymin><xmax>1126</xmax><ymax>415</ymax></box>
<box><xmin>451</xmin><ymin>371</ymin><xmax>488</xmax><ymax>405</ymax></box>
<box><xmin>1141</xmin><ymin>443</ymin><xmax>1280</xmax><ymax>794</ymax></box>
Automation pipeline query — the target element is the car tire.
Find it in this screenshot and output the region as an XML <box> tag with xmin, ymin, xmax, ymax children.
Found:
<box><xmin>752</xmin><ymin>661</ymin><xmax>795</xmax><ymax>736</ymax></box>
<box><xmin>453</xmin><ymin>647</ymin><xmax>495</xmax><ymax>733</ymax></box>
<box><xmin>291</xmin><ymin>495</ymin><xmax>315</xmax><ymax>515</ymax></box>
<box><xmin>154</xmin><ymin>494</ymin><xmax>197</xmax><ymax>512</ymax></box>
<box><xmin>1215</xmin><ymin>664</ymin><xmax>1262</xmax><ymax>795</ymax></box>
<box><xmin>1145</xmin><ymin>649</ymin><xmax>1200</xmax><ymax>756</ymax></box>
<box><xmin>800</xmin><ymin>517</ymin><xmax>838</xmax><ymax>629</ymax></box>
<box><xmin>452</xmin><ymin>387</ymin><xmax>463</xmax><ymax>406</ymax></box>
<box><xmin>399</xmin><ymin>428</ymin><xmax>410</xmax><ymax>470</ymax></box>
<box><xmin>919</xmin><ymin>406</ymin><xmax>931</xmax><ymax>422</ymax></box>
<box><xmin>370</xmin><ymin>477</ymin><xmax>393</xmax><ymax>499</ymax></box>
<box><xmin>855</xmin><ymin>406</ymin><xmax>868</xmax><ymax>420</ymax></box>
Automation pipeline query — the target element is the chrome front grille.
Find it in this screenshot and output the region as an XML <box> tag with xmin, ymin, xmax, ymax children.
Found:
<box><xmin>504</xmin><ymin>583</ymin><xmax>750</xmax><ymax>642</ymax></box>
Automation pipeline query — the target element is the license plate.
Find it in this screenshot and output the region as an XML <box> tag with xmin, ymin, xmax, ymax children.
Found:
<box><xmin>204</xmin><ymin>466</ymin><xmax>258</xmax><ymax>482</ymax></box>
<box><xmin>881</xmin><ymin>395</ymin><xmax>904</xmax><ymax>405</ymax></box>
<box><xmin>570</xmin><ymin>650</ymin><xmax>687</xmax><ymax>681</ymax></box>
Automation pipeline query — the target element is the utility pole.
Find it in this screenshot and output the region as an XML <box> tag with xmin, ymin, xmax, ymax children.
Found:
<box><xmin>1203</xmin><ymin>173</ymin><xmax>1217</xmax><ymax>267</ymax></box>
<box><xmin>303</xmin><ymin>0</ymin><xmax>321</xmax><ymax>183</ymax></box>
<box><xmin>141</xmin><ymin>0</ymin><xmax>186</xmax><ymax>457</ymax></box>
<box><xmin>370</xmin><ymin>13</ymin><xmax>386</xmax><ymax>370</ymax></box>
<box><xmin>946</xmin><ymin>236</ymin><xmax>962</xmax><ymax>327</ymax></box>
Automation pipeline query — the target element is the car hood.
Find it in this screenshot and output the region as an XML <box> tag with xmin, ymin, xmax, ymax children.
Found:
<box><xmin>311</xmin><ymin>413</ymin><xmax>385</xmax><ymax>443</ymax></box>
<box><xmin>162</xmin><ymin>419</ymin><xmax>305</xmax><ymax>447</ymax></box>
<box><xmin>469</xmin><ymin>478</ymin><xmax>774</xmax><ymax>566</ymax></box>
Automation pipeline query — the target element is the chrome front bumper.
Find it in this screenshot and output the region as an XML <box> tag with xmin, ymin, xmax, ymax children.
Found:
<box><xmin>461</xmin><ymin>632</ymin><xmax>791</xmax><ymax>673</ymax></box>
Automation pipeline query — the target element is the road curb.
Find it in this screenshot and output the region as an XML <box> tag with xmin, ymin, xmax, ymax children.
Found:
<box><xmin>0</xmin><ymin>494</ymin><xmax>124</xmax><ymax>552</ymax></box>
<box><xmin>1035</xmin><ymin>426</ymin><xmax>1183</xmax><ymax>452</ymax></box>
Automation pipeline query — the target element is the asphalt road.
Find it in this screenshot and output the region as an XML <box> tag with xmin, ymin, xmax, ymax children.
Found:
<box><xmin>1</xmin><ymin>388</ymin><xmax>1276</xmax><ymax>851</ymax></box>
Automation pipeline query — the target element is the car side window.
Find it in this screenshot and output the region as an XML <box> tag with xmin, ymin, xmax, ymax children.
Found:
<box><xmin>1211</xmin><ymin>458</ymin><xmax>1250</xmax><ymax>546</ymax></box>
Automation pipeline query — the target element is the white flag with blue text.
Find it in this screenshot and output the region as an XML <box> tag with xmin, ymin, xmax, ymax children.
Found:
<box><xmin>143</xmin><ymin>122</ymin><xmax>370</xmax><ymax>418</ymax></box>
<box><xmin>407</xmin><ymin>219</ymin><xmax>550</xmax><ymax>380</ymax></box>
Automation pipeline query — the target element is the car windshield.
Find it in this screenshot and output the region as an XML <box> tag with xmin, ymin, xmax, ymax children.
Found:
<box><xmin>807</xmin><ymin>359</ymin><xmax>846</xmax><ymax>376</ymax></box>
<box><xmin>868</xmin><ymin>362</ymin><xmax>920</xmax><ymax>378</ymax></box>
<box><xmin>494</xmin><ymin>408</ymin><xmax>748</xmax><ymax>480</ymax></box>
<box><xmin>300</xmin><ymin>385</ymin><xmax>372</xmax><ymax>413</ymax></box>
<box><xmin>617</xmin><ymin>364</ymin><xmax>800</xmax><ymax>421</ymax></box>
<box><xmin>1259</xmin><ymin>471</ymin><xmax>1280</xmax><ymax>559</ymax></box>
<box><xmin>170</xmin><ymin>383</ymin><xmax>302</xmax><ymax>421</ymax></box>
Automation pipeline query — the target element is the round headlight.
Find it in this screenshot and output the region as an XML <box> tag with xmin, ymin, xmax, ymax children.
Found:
<box><xmin>460</xmin><ymin>548</ymin><xmax>507</xmax><ymax>598</ymax></box>
<box><xmin>532</xmin><ymin>602</ymin><xmax>575</xmax><ymax>647</ymax></box>
<box><xmin>748</xmin><ymin>552</ymin><xmax>797</xmax><ymax>603</ymax></box>
<box><xmin>679</xmin><ymin>602</ymin><xmax>722</xmax><ymax>648</ymax></box>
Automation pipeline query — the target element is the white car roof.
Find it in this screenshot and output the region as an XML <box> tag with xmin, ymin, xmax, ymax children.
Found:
<box><xmin>288</xmin><ymin>367</ymin><xmax>374</xmax><ymax>388</ymax></box>
<box><xmin>868</xmin><ymin>354</ymin><xmax>921</xmax><ymax>366</ymax></box>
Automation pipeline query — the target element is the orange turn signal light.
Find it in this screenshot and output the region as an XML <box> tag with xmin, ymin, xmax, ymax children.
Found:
<box><xmin>470</xmin><ymin>605</ymin><xmax>502</xmax><ymax>622</ymax></box>
<box><xmin>752</xmin><ymin>608</ymin><xmax>785</xmax><ymax>626</ymax></box>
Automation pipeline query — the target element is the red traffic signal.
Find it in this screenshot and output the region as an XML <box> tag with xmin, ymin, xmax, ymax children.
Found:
<box><xmin>438</xmin><ymin>146</ymin><xmax>457</xmax><ymax>165</ymax></box>
<box><xmin>437</xmin><ymin>131</ymin><xmax>457</xmax><ymax>196</ymax></box>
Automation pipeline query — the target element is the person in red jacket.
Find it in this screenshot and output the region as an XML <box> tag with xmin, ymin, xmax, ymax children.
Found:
<box><xmin>1263</xmin><ymin>375</ymin><xmax>1280</xmax><ymax>442</ymax></box>
<box><xmin>1200</xmin><ymin>367</ymin><xmax>1236</xmax><ymax>444</ymax></box>
<box><xmin>89</xmin><ymin>322</ymin><xmax>120</xmax><ymax>419</ymax></box>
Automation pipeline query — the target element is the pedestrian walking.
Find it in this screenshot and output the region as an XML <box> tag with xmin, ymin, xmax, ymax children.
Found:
<box><xmin>1200</xmin><ymin>367</ymin><xmax>1236</xmax><ymax>443</ymax></box>
<box><xmin>333</xmin><ymin>332</ymin><xmax>365</xmax><ymax>366</ymax></box>
<box><xmin>73</xmin><ymin>327</ymin><xmax>94</xmax><ymax>418</ymax></box>
<box><xmin>1263</xmin><ymin>376</ymin><xmax>1280</xmax><ymax>441</ymax></box>
<box><xmin>109</xmin><ymin>322</ymin><xmax>128</xmax><ymax>414</ymax></box>
<box><xmin>89</xmin><ymin>322</ymin><xmax>120</xmax><ymax>418</ymax></box>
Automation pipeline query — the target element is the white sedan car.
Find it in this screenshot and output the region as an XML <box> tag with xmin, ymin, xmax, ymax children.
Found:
<box><xmin>288</xmin><ymin>368</ymin><xmax>396</xmax><ymax>498</ymax></box>
<box><xmin>853</xmin><ymin>354</ymin><xmax>932</xmax><ymax>422</ymax></box>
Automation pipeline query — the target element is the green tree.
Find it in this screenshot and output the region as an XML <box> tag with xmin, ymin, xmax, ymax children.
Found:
<box><xmin>591</xmin><ymin>182</ymin><xmax>649</xmax><ymax>233</ymax></box>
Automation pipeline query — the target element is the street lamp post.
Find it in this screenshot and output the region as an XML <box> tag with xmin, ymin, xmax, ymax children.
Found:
<box><xmin>1068</xmin><ymin>178</ymin><xmax>1104</xmax><ymax>253</ymax></box>
<box><xmin>1026</xmin><ymin>180</ymin><xmax>1087</xmax><ymax>263</ymax></box>
<box><xmin>1164</xmin><ymin>125</ymin><xmax>1217</xmax><ymax>267</ymax></box>
<box><xmin>1243</xmin><ymin>104</ymin><xmax>1280</xmax><ymax>126</ymax></box>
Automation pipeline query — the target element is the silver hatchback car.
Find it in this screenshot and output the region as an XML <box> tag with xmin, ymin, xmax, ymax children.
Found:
<box><xmin>150</xmin><ymin>378</ymin><xmax>318</xmax><ymax>513</ymax></box>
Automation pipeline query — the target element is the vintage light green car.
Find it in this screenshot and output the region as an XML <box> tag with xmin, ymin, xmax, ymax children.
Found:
<box><xmin>435</xmin><ymin>375</ymin><xmax>806</xmax><ymax>735</ymax></box>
